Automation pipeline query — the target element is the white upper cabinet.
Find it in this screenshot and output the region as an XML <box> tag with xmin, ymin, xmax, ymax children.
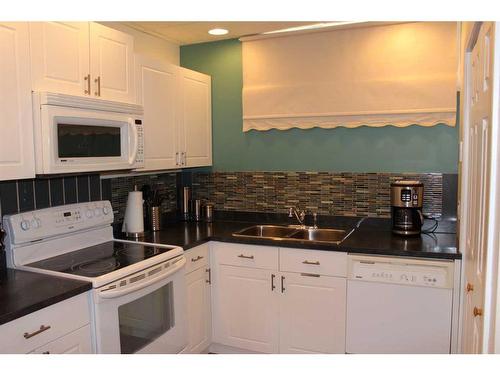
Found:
<box><xmin>30</xmin><ymin>22</ymin><xmax>90</xmax><ymax>97</ymax></box>
<box><xmin>135</xmin><ymin>56</ymin><xmax>178</xmax><ymax>171</ymax></box>
<box><xmin>135</xmin><ymin>59</ymin><xmax>213</xmax><ymax>171</ymax></box>
<box><xmin>89</xmin><ymin>23</ymin><xmax>135</xmax><ymax>103</ymax></box>
<box><xmin>178</xmin><ymin>67</ymin><xmax>212</xmax><ymax>168</ymax></box>
<box><xmin>30</xmin><ymin>22</ymin><xmax>135</xmax><ymax>103</ymax></box>
<box><xmin>0</xmin><ymin>22</ymin><xmax>35</xmax><ymax>180</ymax></box>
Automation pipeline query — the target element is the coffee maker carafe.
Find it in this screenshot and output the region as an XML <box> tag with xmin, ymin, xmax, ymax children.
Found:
<box><xmin>390</xmin><ymin>180</ymin><xmax>424</xmax><ymax>236</ymax></box>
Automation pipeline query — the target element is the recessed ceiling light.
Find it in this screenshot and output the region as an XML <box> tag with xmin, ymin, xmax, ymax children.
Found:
<box><xmin>208</xmin><ymin>28</ymin><xmax>229</xmax><ymax>36</ymax></box>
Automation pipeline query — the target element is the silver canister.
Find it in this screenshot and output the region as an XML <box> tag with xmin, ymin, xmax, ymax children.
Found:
<box><xmin>194</xmin><ymin>199</ymin><xmax>202</xmax><ymax>222</ymax></box>
<box><xmin>205</xmin><ymin>204</ymin><xmax>214</xmax><ymax>222</ymax></box>
<box><xmin>182</xmin><ymin>187</ymin><xmax>191</xmax><ymax>221</ymax></box>
<box><xmin>150</xmin><ymin>206</ymin><xmax>162</xmax><ymax>231</ymax></box>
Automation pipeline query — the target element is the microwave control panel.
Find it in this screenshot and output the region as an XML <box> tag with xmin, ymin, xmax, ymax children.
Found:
<box><xmin>135</xmin><ymin>119</ymin><xmax>144</xmax><ymax>165</ymax></box>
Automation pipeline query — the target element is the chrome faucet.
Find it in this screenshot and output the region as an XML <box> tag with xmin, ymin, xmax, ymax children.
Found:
<box><xmin>288</xmin><ymin>207</ymin><xmax>307</xmax><ymax>227</ymax></box>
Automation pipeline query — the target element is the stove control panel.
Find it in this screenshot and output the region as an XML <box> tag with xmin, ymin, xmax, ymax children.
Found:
<box><xmin>348</xmin><ymin>255</ymin><xmax>454</xmax><ymax>289</ymax></box>
<box><xmin>3</xmin><ymin>200</ymin><xmax>114</xmax><ymax>245</ymax></box>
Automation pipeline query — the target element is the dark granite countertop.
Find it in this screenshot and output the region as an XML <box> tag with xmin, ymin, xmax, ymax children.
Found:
<box><xmin>122</xmin><ymin>212</ymin><xmax>460</xmax><ymax>260</ymax></box>
<box><xmin>0</xmin><ymin>269</ymin><xmax>92</xmax><ymax>326</ymax></box>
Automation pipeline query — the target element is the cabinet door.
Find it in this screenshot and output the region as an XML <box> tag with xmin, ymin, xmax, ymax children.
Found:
<box><xmin>30</xmin><ymin>325</ymin><xmax>92</xmax><ymax>354</ymax></box>
<box><xmin>0</xmin><ymin>22</ymin><xmax>35</xmax><ymax>180</ymax></box>
<box><xmin>30</xmin><ymin>22</ymin><xmax>90</xmax><ymax>97</ymax></box>
<box><xmin>279</xmin><ymin>272</ymin><xmax>346</xmax><ymax>354</ymax></box>
<box><xmin>135</xmin><ymin>56</ymin><xmax>178</xmax><ymax>171</ymax></box>
<box><xmin>177</xmin><ymin>67</ymin><xmax>212</xmax><ymax>168</ymax></box>
<box><xmin>90</xmin><ymin>22</ymin><xmax>135</xmax><ymax>103</ymax></box>
<box><xmin>185</xmin><ymin>266</ymin><xmax>212</xmax><ymax>353</ymax></box>
<box><xmin>212</xmin><ymin>265</ymin><xmax>279</xmax><ymax>353</ymax></box>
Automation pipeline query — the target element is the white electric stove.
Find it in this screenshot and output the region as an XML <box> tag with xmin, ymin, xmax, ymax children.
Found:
<box><xmin>2</xmin><ymin>201</ymin><xmax>187</xmax><ymax>354</ymax></box>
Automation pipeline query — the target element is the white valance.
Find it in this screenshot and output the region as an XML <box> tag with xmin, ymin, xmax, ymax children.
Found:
<box><xmin>242</xmin><ymin>22</ymin><xmax>458</xmax><ymax>132</ymax></box>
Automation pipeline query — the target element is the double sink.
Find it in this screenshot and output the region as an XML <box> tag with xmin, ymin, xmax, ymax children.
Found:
<box><xmin>232</xmin><ymin>225</ymin><xmax>351</xmax><ymax>245</ymax></box>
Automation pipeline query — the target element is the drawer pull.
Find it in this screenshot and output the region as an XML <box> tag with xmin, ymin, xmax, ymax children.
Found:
<box><xmin>302</xmin><ymin>260</ymin><xmax>320</xmax><ymax>265</ymax></box>
<box><xmin>281</xmin><ymin>275</ymin><xmax>286</xmax><ymax>293</ymax></box>
<box><xmin>206</xmin><ymin>268</ymin><xmax>211</xmax><ymax>285</ymax></box>
<box><xmin>191</xmin><ymin>255</ymin><xmax>204</xmax><ymax>262</ymax></box>
<box><xmin>24</xmin><ymin>325</ymin><xmax>51</xmax><ymax>339</ymax></box>
<box><xmin>238</xmin><ymin>254</ymin><xmax>254</xmax><ymax>259</ymax></box>
<box><xmin>301</xmin><ymin>273</ymin><xmax>320</xmax><ymax>278</ymax></box>
<box><xmin>271</xmin><ymin>273</ymin><xmax>276</xmax><ymax>291</ymax></box>
<box><xmin>42</xmin><ymin>351</ymin><xmax>50</xmax><ymax>354</ymax></box>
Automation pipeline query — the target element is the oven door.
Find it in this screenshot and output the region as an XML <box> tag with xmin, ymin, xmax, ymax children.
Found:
<box><xmin>93</xmin><ymin>256</ymin><xmax>187</xmax><ymax>354</ymax></box>
<box><xmin>36</xmin><ymin>104</ymin><xmax>143</xmax><ymax>174</ymax></box>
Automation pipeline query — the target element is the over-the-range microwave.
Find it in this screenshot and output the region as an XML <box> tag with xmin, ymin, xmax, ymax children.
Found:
<box><xmin>33</xmin><ymin>92</ymin><xmax>144</xmax><ymax>175</ymax></box>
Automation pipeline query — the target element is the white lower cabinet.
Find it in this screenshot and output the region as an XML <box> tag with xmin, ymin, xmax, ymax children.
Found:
<box><xmin>279</xmin><ymin>272</ymin><xmax>346</xmax><ymax>354</ymax></box>
<box><xmin>30</xmin><ymin>325</ymin><xmax>92</xmax><ymax>354</ymax></box>
<box><xmin>185</xmin><ymin>244</ymin><xmax>212</xmax><ymax>353</ymax></box>
<box><xmin>210</xmin><ymin>242</ymin><xmax>347</xmax><ymax>354</ymax></box>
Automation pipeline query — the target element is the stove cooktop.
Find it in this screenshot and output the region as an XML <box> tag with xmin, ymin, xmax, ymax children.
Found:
<box><xmin>26</xmin><ymin>241</ymin><xmax>175</xmax><ymax>278</ymax></box>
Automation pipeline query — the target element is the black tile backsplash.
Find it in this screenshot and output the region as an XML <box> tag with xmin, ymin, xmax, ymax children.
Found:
<box><xmin>0</xmin><ymin>174</ymin><xmax>102</xmax><ymax>218</ymax></box>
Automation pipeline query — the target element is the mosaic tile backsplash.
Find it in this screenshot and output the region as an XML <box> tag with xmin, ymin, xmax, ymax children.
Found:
<box><xmin>192</xmin><ymin>172</ymin><xmax>445</xmax><ymax>218</ymax></box>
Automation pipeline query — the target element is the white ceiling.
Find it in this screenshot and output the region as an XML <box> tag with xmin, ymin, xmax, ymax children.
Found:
<box><xmin>123</xmin><ymin>21</ymin><xmax>317</xmax><ymax>45</ymax></box>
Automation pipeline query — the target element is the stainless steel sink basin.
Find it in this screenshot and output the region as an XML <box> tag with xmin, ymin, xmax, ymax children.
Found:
<box><xmin>233</xmin><ymin>225</ymin><xmax>299</xmax><ymax>239</ymax></box>
<box><xmin>232</xmin><ymin>225</ymin><xmax>351</xmax><ymax>244</ymax></box>
<box><xmin>288</xmin><ymin>228</ymin><xmax>347</xmax><ymax>244</ymax></box>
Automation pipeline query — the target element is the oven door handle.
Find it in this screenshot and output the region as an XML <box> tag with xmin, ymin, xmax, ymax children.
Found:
<box><xmin>98</xmin><ymin>257</ymin><xmax>186</xmax><ymax>299</ymax></box>
<box><xmin>128</xmin><ymin>119</ymin><xmax>139</xmax><ymax>166</ymax></box>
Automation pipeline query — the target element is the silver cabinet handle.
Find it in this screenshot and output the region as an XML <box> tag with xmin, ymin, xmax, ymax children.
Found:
<box><xmin>271</xmin><ymin>273</ymin><xmax>276</xmax><ymax>291</ymax></box>
<box><xmin>182</xmin><ymin>152</ymin><xmax>186</xmax><ymax>166</ymax></box>
<box><xmin>24</xmin><ymin>325</ymin><xmax>51</xmax><ymax>339</ymax></box>
<box><xmin>84</xmin><ymin>74</ymin><xmax>91</xmax><ymax>94</ymax></box>
<box><xmin>94</xmin><ymin>76</ymin><xmax>101</xmax><ymax>96</ymax></box>
<box><xmin>175</xmin><ymin>152</ymin><xmax>180</xmax><ymax>166</ymax></box>
<box><xmin>302</xmin><ymin>260</ymin><xmax>320</xmax><ymax>265</ymax></box>
<box><xmin>191</xmin><ymin>255</ymin><xmax>204</xmax><ymax>262</ymax></box>
<box><xmin>281</xmin><ymin>275</ymin><xmax>285</xmax><ymax>293</ymax></box>
<box><xmin>301</xmin><ymin>273</ymin><xmax>321</xmax><ymax>278</ymax></box>
<box><xmin>206</xmin><ymin>268</ymin><xmax>211</xmax><ymax>285</ymax></box>
<box><xmin>238</xmin><ymin>254</ymin><xmax>254</xmax><ymax>259</ymax></box>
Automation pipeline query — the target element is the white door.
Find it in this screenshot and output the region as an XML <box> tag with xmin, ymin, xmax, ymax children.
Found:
<box><xmin>461</xmin><ymin>22</ymin><xmax>495</xmax><ymax>353</ymax></box>
<box><xmin>90</xmin><ymin>22</ymin><xmax>135</xmax><ymax>103</ymax></box>
<box><xmin>279</xmin><ymin>272</ymin><xmax>346</xmax><ymax>354</ymax></box>
<box><xmin>0</xmin><ymin>22</ymin><xmax>35</xmax><ymax>180</ymax></box>
<box><xmin>135</xmin><ymin>56</ymin><xmax>178</xmax><ymax>171</ymax></box>
<box><xmin>30</xmin><ymin>22</ymin><xmax>90</xmax><ymax>97</ymax></box>
<box><xmin>30</xmin><ymin>326</ymin><xmax>92</xmax><ymax>354</ymax></box>
<box><xmin>185</xmin><ymin>266</ymin><xmax>212</xmax><ymax>353</ymax></box>
<box><xmin>212</xmin><ymin>265</ymin><xmax>279</xmax><ymax>353</ymax></box>
<box><xmin>178</xmin><ymin>67</ymin><xmax>212</xmax><ymax>168</ymax></box>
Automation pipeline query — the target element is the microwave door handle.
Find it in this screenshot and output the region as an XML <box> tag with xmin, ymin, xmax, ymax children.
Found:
<box><xmin>98</xmin><ymin>257</ymin><xmax>186</xmax><ymax>299</ymax></box>
<box><xmin>128</xmin><ymin>119</ymin><xmax>139</xmax><ymax>166</ymax></box>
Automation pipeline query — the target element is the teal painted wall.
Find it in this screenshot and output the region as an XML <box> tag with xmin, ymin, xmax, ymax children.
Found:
<box><xmin>180</xmin><ymin>39</ymin><xmax>459</xmax><ymax>173</ymax></box>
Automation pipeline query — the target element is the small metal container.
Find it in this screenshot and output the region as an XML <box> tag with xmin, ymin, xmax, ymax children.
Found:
<box><xmin>150</xmin><ymin>206</ymin><xmax>162</xmax><ymax>231</ymax></box>
<box><xmin>205</xmin><ymin>204</ymin><xmax>214</xmax><ymax>222</ymax></box>
<box><xmin>194</xmin><ymin>199</ymin><xmax>202</xmax><ymax>222</ymax></box>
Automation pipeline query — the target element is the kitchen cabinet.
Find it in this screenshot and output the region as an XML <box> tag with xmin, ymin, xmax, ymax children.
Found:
<box><xmin>185</xmin><ymin>244</ymin><xmax>212</xmax><ymax>354</ymax></box>
<box><xmin>279</xmin><ymin>272</ymin><xmax>346</xmax><ymax>354</ymax></box>
<box><xmin>0</xmin><ymin>292</ymin><xmax>92</xmax><ymax>354</ymax></box>
<box><xmin>136</xmin><ymin>58</ymin><xmax>212</xmax><ymax>171</ymax></box>
<box><xmin>0</xmin><ymin>22</ymin><xmax>36</xmax><ymax>180</ymax></box>
<box><xmin>30</xmin><ymin>22</ymin><xmax>135</xmax><ymax>103</ymax></box>
<box><xmin>210</xmin><ymin>242</ymin><xmax>347</xmax><ymax>354</ymax></box>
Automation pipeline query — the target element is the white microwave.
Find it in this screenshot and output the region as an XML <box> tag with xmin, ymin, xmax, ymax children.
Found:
<box><xmin>32</xmin><ymin>92</ymin><xmax>144</xmax><ymax>175</ymax></box>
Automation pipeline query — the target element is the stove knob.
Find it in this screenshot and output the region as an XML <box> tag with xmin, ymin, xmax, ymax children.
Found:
<box><xmin>31</xmin><ymin>218</ymin><xmax>41</xmax><ymax>229</ymax></box>
<box><xmin>102</xmin><ymin>206</ymin><xmax>110</xmax><ymax>215</ymax></box>
<box><xmin>20</xmin><ymin>220</ymin><xmax>30</xmax><ymax>231</ymax></box>
<box><xmin>86</xmin><ymin>209</ymin><xmax>94</xmax><ymax>219</ymax></box>
<box><xmin>94</xmin><ymin>208</ymin><xmax>102</xmax><ymax>217</ymax></box>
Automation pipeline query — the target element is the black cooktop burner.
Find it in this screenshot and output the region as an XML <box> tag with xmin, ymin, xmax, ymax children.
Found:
<box><xmin>26</xmin><ymin>241</ymin><xmax>172</xmax><ymax>278</ymax></box>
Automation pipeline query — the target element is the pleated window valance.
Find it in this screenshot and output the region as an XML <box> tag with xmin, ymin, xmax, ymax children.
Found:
<box><xmin>242</xmin><ymin>22</ymin><xmax>458</xmax><ymax>132</ymax></box>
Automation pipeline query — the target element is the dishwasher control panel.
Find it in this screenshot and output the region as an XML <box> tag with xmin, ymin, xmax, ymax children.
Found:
<box><xmin>348</xmin><ymin>255</ymin><xmax>454</xmax><ymax>289</ymax></box>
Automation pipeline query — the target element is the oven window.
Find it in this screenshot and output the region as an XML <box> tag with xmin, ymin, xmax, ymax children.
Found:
<box><xmin>118</xmin><ymin>282</ymin><xmax>175</xmax><ymax>354</ymax></box>
<box><xmin>57</xmin><ymin>124</ymin><xmax>121</xmax><ymax>158</ymax></box>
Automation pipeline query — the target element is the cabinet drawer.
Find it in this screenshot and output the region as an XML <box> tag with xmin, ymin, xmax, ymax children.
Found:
<box><xmin>280</xmin><ymin>248</ymin><xmax>347</xmax><ymax>277</ymax></box>
<box><xmin>0</xmin><ymin>292</ymin><xmax>90</xmax><ymax>353</ymax></box>
<box><xmin>185</xmin><ymin>243</ymin><xmax>210</xmax><ymax>274</ymax></box>
<box><xmin>30</xmin><ymin>325</ymin><xmax>92</xmax><ymax>354</ymax></box>
<box><xmin>212</xmin><ymin>242</ymin><xmax>278</xmax><ymax>270</ymax></box>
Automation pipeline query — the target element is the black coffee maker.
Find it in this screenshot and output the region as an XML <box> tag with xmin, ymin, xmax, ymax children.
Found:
<box><xmin>390</xmin><ymin>180</ymin><xmax>424</xmax><ymax>236</ymax></box>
